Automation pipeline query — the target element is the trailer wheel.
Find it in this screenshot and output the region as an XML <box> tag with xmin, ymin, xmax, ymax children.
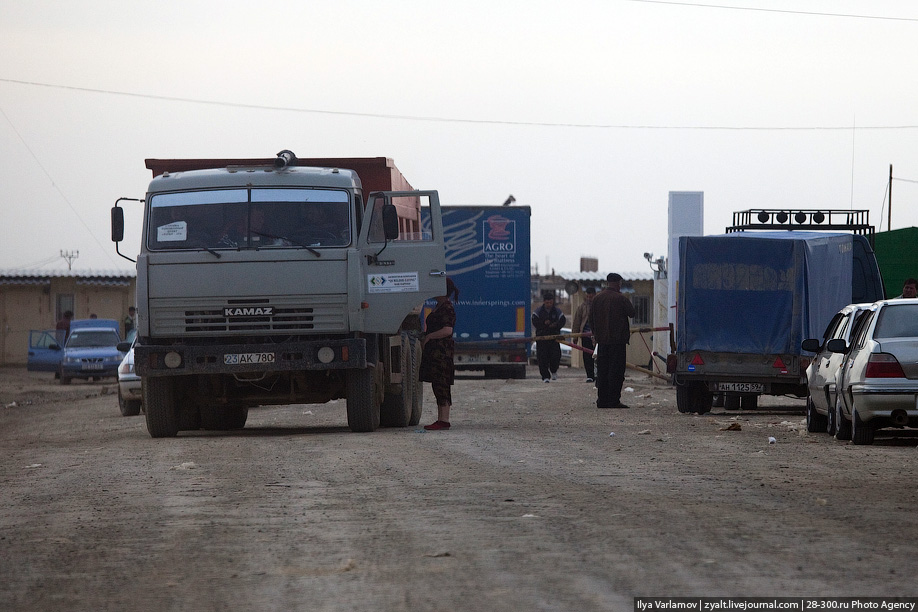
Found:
<box><xmin>408</xmin><ymin>334</ymin><xmax>423</xmax><ymax>426</ymax></box>
<box><xmin>676</xmin><ymin>381</ymin><xmax>712</xmax><ymax>414</ymax></box>
<box><xmin>118</xmin><ymin>387</ymin><xmax>142</xmax><ymax>417</ymax></box>
<box><xmin>724</xmin><ymin>395</ymin><xmax>741</xmax><ymax>410</ymax></box>
<box><xmin>740</xmin><ymin>395</ymin><xmax>758</xmax><ymax>410</ymax></box>
<box><xmin>381</xmin><ymin>333</ymin><xmax>412</xmax><ymax>427</ymax></box>
<box><xmin>347</xmin><ymin>367</ymin><xmax>381</xmax><ymax>432</ymax></box>
<box><xmin>805</xmin><ymin>397</ymin><xmax>827</xmax><ymax>433</ymax></box>
<box><xmin>144</xmin><ymin>377</ymin><xmax>179</xmax><ymax>438</ymax></box>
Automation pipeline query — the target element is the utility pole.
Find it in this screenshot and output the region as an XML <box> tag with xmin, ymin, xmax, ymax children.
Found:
<box><xmin>888</xmin><ymin>164</ymin><xmax>893</xmax><ymax>231</ymax></box>
<box><xmin>60</xmin><ymin>250</ymin><xmax>79</xmax><ymax>271</ymax></box>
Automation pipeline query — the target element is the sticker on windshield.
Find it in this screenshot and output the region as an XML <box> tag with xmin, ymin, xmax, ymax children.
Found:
<box><xmin>157</xmin><ymin>221</ymin><xmax>187</xmax><ymax>242</ymax></box>
<box><xmin>367</xmin><ymin>272</ymin><xmax>419</xmax><ymax>294</ymax></box>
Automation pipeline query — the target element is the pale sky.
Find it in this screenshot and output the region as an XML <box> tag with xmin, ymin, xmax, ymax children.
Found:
<box><xmin>2</xmin><ymin>0</ymin><xmax>917</xmax><ymax>276</ymax></box>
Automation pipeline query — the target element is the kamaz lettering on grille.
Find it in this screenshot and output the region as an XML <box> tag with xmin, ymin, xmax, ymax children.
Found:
<box><xmin>224</xmin><ymin>307</ymin><xmax>274</xmax><ymax>317</ymax></box>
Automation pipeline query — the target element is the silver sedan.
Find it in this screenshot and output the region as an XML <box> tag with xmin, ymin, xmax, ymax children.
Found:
<box><xmin>829</xmin><ymin>298</ymin><xmax>918</xmax><ymax>444</ymax></box>
<box><xmin>117</xmin><ymin>331</ymin><xmax>142</xmax><ymax>416</ymax></box>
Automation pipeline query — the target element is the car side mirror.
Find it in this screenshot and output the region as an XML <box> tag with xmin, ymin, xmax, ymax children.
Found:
<box><xmin>382</xmin><ymin>204</ymin><xmax>399</xmax><ymax>240</ymax></box>
<box><xmin>801</xmin><ymin>339</ymin><xmax>821</xmax><ymax>353</ymax></box>
<box><xmin>825</xmin><ymin>338</ymin><xmax>848</xmax><ymax>354</ymax></box>
<box><xmin>116</xmin><ymin>341</ymin><xmax>132</xmax><ymax>352</ymax></box>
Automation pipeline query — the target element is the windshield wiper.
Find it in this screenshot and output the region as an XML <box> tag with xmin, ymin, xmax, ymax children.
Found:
<box><xmin>251</xmin><ymin>231</ymin><xmax>322</xmax><ymax>257</ymax></box>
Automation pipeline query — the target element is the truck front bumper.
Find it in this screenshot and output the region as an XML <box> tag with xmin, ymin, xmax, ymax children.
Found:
<box><xmin>135</xmin><ymin>338</ymin><xmax>367</xmax><ymax>377</ymax></box>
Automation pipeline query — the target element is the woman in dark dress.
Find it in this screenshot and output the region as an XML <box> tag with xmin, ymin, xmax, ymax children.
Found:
<box><xmin>419</xmin><ymin>277</ymin><xmax>458</xmax><ymax>430</ymax></box>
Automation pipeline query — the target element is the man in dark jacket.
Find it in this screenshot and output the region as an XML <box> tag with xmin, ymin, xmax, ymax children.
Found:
<box><xmin>531</xmin><ymin>291</ymin><xmax>566</xmax><ymax>382</ymax></box>
<box><xmin>589</xmin><ymin>273</ymin><xmax>635</xmax><ymax>408</ymax></box>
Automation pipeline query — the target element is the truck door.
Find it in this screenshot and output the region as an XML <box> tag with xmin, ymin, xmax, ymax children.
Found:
<box><xmin>356</xmin><ymin>191</ymin><xmax>446</xmax><ymax>333</ymax></box>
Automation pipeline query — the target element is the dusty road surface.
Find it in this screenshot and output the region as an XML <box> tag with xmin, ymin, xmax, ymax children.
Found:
<box><xmin>2</xmin><ymin>365</ymin><xmax>917</xmax><ymax>611</ymax></box>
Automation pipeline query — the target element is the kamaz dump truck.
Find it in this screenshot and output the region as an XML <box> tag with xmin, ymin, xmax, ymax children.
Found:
<box><xmin>111</xmin><ymin>151</ymin><xmax>446</xmax><ymax>437</ymax></box>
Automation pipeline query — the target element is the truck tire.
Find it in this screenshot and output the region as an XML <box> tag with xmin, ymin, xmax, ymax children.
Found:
<box><xmin>118</xmin><ymin>387</ymin><xmax>142</xmax><ymax>417</ymax></box>
<box><xmin>144</xmin><ymin>377</ymin><xmax>179</xmax><ymax>438</ymax></box>
<box><xmin>408</xmin><ymin>334</ymin><xmax>423</xmax><ymax>426</ymax></box>
<box><xmin>381</xmin><ymin>333</ymin><xmax>412</xmax><ymax>428</ymax></box>
<box><xmin>347</xmin><ymin>367</ymin><xmax>381</xmax><ymax>432</ymax></box>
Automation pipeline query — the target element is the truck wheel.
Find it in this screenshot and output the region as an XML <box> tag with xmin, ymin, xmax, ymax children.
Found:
<box><xmin>118</xmin><ymin>387</ymin><xmax>142</xmax><ymax>417</ymax></box>
<box><xmin>805</xmin><ymin>397</ymin><xmax>827</xmax><ymax>433</ymax></box>
<box><xmin>381</xmin><ymin>333</ymin><xmax>412</xmax><ymax>428</ymax></box>
<box><xmin>834</xmin><ymin>398</ymin><xmax>851</xmax><ymax>441</ymax></box>
<box><xmin>724</xmin><ymin>395</ymin><xmax>741</xmax><ymax>410</ymax></box>
<box><xmin>408</xmin><ymin>335</ymin><xmax>423</xmax><ymax>426</ymax></box>
<box><xmin>144</xmin><ymin>377</ymin><xmax>179</xmax><ymax>438</ymax></box>
<box><xmin>851</xmin><ymin>407</ymin><xmax>875</xmax><ymax>445</ymax></box>
<box><xmin>740</xmin><ymin>395</ymin><xmax>758</xmax><ymax>410</ymax></box>
<box><xmin>511</xmin><ymin>364</ymin><xmax>527</xmax><ymax>379</ymax></box>
<box><xmin>347</xmin><ymin>367</ymin><xmax>381</xmax><ymax>432</ymax></box>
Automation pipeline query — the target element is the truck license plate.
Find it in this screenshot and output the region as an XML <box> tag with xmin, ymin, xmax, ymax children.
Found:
<box><xmin>224</xmin><ymin>353</ymin><xmax>276</xmax><ymax>365</ymax></box>
<box><xmin>716</xmin><ymin>382</ymin><xmax>764</xmax><ymax>393</ymax></box>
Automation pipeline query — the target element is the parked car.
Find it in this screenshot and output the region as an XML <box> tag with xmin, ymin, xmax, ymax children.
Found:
<box><xmin>27</xmin><ymin>329</ymin><xmax>66</xmax><ymax>372</ymax></box>
<box><xmin>828</xmin><ymin>298</ymin><xmax>918</xmax><ymax>444</ymax></box>
<box><xmin>529</xmin><ymin>327</ymin><xmax>573</xmax><ymax>367</ymax></box>
<box><xmin>117</xmin><ymin>330</ymin><xmax>142</xmax><ymax>416</ymax></box>
<box><xmin>801</xmin><ymin>303</ymin><xmax>873</xmax><ymax>434</ymax></box>
<box><xmin>58</xmin><ymin>319</ymin><xmax>125</xmax><ymax>385</ymax></box>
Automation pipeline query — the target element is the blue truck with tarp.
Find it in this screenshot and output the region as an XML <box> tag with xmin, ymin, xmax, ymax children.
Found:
<box><xmin>422</xmin><ymin>205</ymin><xmax>531</xmax><ymax>379</ymax></box>
<box><xmin>673</xmin><ymin>229</ymin><xmax>884</xmax><ymax>414</ymax></box>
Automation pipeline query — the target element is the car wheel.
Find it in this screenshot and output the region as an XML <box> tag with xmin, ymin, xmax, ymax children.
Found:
<box><xmin>834</xmin><ymin>397</ymin><xmax>852</xmax><ymax>441</ymax></box>
<box><xmin>805</xmin><ymin>397</ymin><xmax>828</xmax><ymax>433</ymax></box>
<box><xmin>826</xmin><ymin>398</ymin><xmax>837</xmax><ymax>436</ymax></box>
<box><xmin>851</xmin><ymin>407</ymin><xmax>876</xmax><ymax>445</ymax></box>
<box><xmin>118</xmin><ymin>387</ymin><xmax>142</xmax><ymax>417</ymax></box>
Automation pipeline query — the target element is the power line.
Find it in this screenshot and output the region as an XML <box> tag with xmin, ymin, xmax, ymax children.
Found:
<box><xmin>2</xmin><ymin>77</ymin><xmax>918</xmax><ymax>131</ymax></box>
<box><xmin>623</xmin><ymin>0</ymin><xmax>918</xmax><ymax>22</ymax></box>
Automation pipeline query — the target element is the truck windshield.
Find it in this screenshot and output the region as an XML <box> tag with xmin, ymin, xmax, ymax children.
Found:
<box><xmin>148</xmin><ymin>188</ymin><xmax>351</xmax><ymax>251</ymax></box>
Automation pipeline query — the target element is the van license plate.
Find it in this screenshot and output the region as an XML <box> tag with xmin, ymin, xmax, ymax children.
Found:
<box><xmin>716</xmin><ymin>382</ymin><xmax>764</xmax><ymax>393</ymax></box>
<box><xmin>224</xmin><ymin>353</ymin><xmax>276</xmax><ymax>365</ymax></box>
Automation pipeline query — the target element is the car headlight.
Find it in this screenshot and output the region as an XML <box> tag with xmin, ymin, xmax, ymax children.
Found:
<box><xmin>119</xmin><ymin>362</ymin><xmax>134</xmax><ymax>375</ymax></box>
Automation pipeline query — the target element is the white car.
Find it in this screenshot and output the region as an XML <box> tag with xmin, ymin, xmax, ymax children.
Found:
<box><xmin>529</xmin><ymin>327</ymin><xmax>573</xmax><ymax>367</ymax></box>
<box><xmin>829</xmin><ymin>298</ymin><xmax>918</xmax><ymax>444</ymax></box>
<box><xmin>116</xmin><ymin>330</ymin><xmax>142</xmax><ymax>416</ymax></box>
<box><xmin>801</xmin><ymin>303</ymin><xmax>873</xmax><ymax>434</ymax></box>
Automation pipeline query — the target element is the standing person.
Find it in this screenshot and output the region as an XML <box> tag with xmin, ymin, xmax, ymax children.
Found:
<box><xmin>531</xmin><ymin>291</ymin><xmax>566</xmax><ymax>383</ymax></box>
<box><xmin>56</xmin><ymin>310</ymin><xmax>74</xmax><ymax>340</ymax></box>
<box><xmin>420</xmin><ymin>277</ymin><xmax>459</xmax><ymax>431</ymax></box>
<box><xmin>572</xmin><ymin>286</ymin><xmax>596</xmax><ymax>383</ymax></box>
<box><xmin>896</xmin><ymin>278</ymin><xmax>917</xmax><ymax>299</ymax></box>
<box><xmin>124</xmin><ymin>306</ymin><xmax>136</xmax><ymax>336</ymax></box>
<box><xmin>590</xmin><ymin>273</ymin><xmax>635</xmax><ymax>409</ymax></box>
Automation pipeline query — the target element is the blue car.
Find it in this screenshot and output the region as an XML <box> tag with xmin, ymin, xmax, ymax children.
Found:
<box><xmin>57</xmin><ymin>319</ymin><xmax>126</xmax><ymax>385</ymax></box>
<box><xmin>27</xmin><ymin>329</ymin><xmax>66</xmax><ymax>372</ymax></box>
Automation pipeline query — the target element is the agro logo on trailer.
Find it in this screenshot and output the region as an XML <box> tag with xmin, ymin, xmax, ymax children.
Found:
<box><xmin>224</xmin><ymin>306</ymin><xmax>274</xmax><ymax>317</ymax></box>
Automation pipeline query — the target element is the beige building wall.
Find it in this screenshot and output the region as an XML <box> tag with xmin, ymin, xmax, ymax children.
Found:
<box><xmin>0</xmin><ymin>274</ymin><xmax>136</xmax><ymax>366</ymax></box>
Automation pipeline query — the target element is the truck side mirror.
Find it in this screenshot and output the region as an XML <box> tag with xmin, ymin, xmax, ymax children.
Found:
<box><xmin>382</xmin><ymin>203</ymin><xmax>399</xmax><ymax>240</ymax></box>
<box><xmin>111</xmin><ymin>206</ymin><xmax>125</xmax><ymax>242</ymax></box>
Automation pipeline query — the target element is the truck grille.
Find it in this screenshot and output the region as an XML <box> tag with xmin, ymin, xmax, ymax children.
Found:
<box><xmin>149</xmin><ymin>296</ymin><xmax>347</xmax><ymax>336</ymax></box>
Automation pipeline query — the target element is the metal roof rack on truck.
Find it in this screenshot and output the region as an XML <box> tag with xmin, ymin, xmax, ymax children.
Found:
<box><xmin>726</xmin><ymin>208</ymin><xmax>874</xmax><ymax>246</ymax></box>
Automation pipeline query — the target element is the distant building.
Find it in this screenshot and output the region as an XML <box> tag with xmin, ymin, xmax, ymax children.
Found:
<box><xmin>0</xmin><ymin>269</ymin><xmax>136</xmax><ymax>365</ymax></box>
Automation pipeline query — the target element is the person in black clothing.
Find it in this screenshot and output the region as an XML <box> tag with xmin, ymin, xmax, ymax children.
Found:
<box><xmin>531</xmin><ymin>291</ymin><xmax>566</xmax><ymax>382</ymax></box>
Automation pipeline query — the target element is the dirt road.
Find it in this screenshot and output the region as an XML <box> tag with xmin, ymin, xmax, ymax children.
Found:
<box><xmin>1</xmin><ymin>365</ymin><xmax>917</xmax><ymax>611</ymax></box>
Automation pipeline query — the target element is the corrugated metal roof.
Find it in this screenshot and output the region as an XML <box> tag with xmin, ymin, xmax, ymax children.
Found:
<box><xmin>0</xmin><ymin>269</ymin><xmax>136</xmax><ymax>285</ymax></box>
<box><xmin>556</xmin><ymin>271</ymin><xmax>655</xmax><ymax>282</ymax></box>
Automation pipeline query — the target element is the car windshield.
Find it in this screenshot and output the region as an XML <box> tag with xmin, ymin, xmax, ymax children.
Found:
<box><xmin>148</xmin><ymin>187</ymin><xmax>351</xmax><ymax>251</ymax></box>
<box><xmin>874</xmin><ymin>303</ymin><xmax>918</xmax><ymax>338</ymax></box>
<box><xmin>66</xmin><ymin>330</ymin><xmax>120</xmax><ymax>348</ymax></box>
